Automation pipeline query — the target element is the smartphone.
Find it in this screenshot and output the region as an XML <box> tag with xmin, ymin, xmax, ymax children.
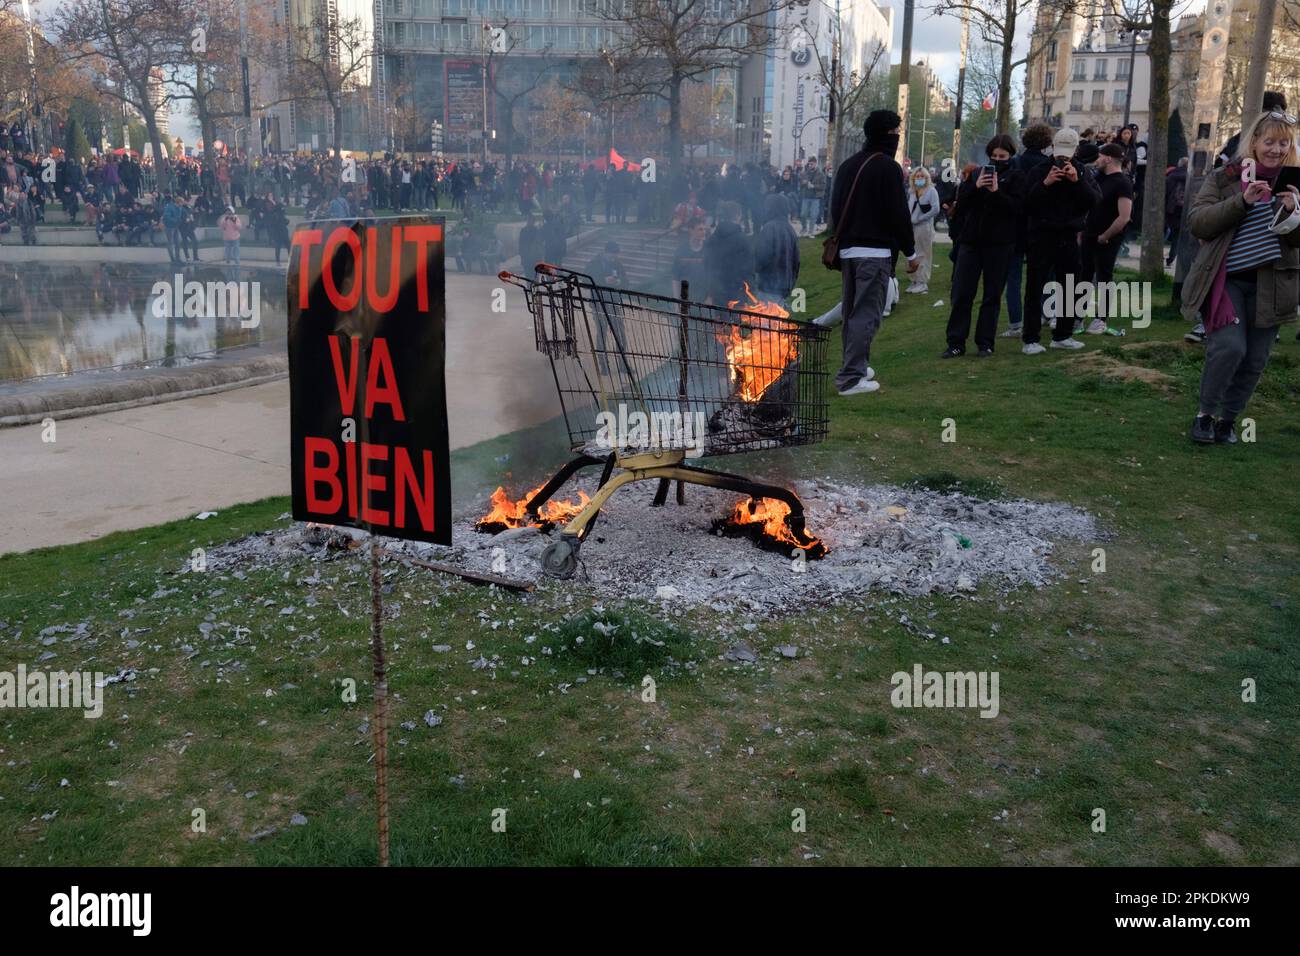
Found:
<box><xmin>1053</xmin><ymin>157</ymin><xmax>1069</xmax><ymax>169</ymax></box>
<box><xmin>1273</xmin><ymin>166</ymin><xmax>1300</xmax><ymax>194</ymax></box>
<box><xmin>980</xmin><ymin>164</ymin><xmax>996</xmax><ymax>179</ymax></box>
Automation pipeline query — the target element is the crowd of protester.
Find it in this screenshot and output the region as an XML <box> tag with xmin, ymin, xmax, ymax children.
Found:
<box><xmin>815</xmin><ymin>99</ymin><xmax>1299</xmax><ymax>445</ymax></box>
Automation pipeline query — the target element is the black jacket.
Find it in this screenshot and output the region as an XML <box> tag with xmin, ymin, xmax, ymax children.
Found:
<box><xmin>1010</xmin><ymin>149</ymin><xmax>1052</xmax><ymax>251</ymax></box>
<box><xmin>952</xmin><ymin>168</ymin><xmax>1024</xmax><ymax>247</ymax></box>
<box><xmin>703</xmin><ymin>220</ymin><xmax>754</xmax><ymax>305</ymax></box>
<box><xmin>1024</xmin><ymin>159</ymin><xmax>1101</xmax><ymax>236</ymax></box>
<box><xmin>754</xmin><ymin>194</ymin><xmax>800</xmax><ymax>297</ymax></box>
<box><xmin>829</xmin><ymin>149</ymin><xmax>915</xmax><ymax>257</ymax></box>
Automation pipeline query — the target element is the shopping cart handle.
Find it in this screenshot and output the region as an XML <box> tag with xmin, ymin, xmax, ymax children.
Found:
<box><xmin>535</xmin><ymin>262</ymin><xmax>559</xmax><ymax>276</ymax></box>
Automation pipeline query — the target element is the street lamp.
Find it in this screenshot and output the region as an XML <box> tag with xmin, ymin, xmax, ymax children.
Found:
<box><xmin>1119</xmin><ymin>26</ymin><xmax>1140</xmax><ymax>130</ymax></box>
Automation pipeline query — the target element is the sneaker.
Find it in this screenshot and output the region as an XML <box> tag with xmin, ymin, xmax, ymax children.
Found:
<box><xmin>1190</xmin><ymin>414</ymin><xmax>1216</xmax><ymax>444</ymax></box>
<box><xmin>977</xmin><ymin>348</ymin><xmax>994</xmax><ymax>357</ymax></box>
<box><xmin>837</xmin><ymin>379</ymin><xmax>881</xmax><ymax>396</ymax></box>
<box><xmin>1050</xmin><ymin>337</ymin><xmax>1086</xmax><ymax>350</ymax></box>
<box><xmin>1048</xmin><ymin>319</ymin><xmax>1057</xmax><ymax>331</ymax></box>
<box><xmin>1000</xmin><ymin>325</ymin><xmax>1023</xmax><ymax>338</ymax></box>
<box><xmin>812</xmin><ymin>306</ymin><xmax>843</xmax><ymax>328</ymax></box>
<box><xmin>1184</xmin><ymin>323</ymin><xmax>1205</xmax><ymax>344</ymax></box>
<box><xmin>864</xmin><ymin>366</ymin><xmax>876</xmax><ymax>381</ymax></box>
<box><xmin>906</xmin><ymin>284</ymin><xmax>928</xmax><ymax>294</ymax></box>
<box><xmin>1086</xmin><ymin>318</ymin><xmax>1108</xmax><ymax>334</ymax></box>
<box><xmin>1073</xmin><ymin>321</ymin><xmax>1086</xmax><ymax>334</ymax></box>
<box><xmin>940</xmin><ymin>347</ymin><xmax>965</xmax><ymax>359</ymax></box>
<box><xmin>1214</xmin><ymin>419</ymin><xmax>1238</xmax><ymax>444</ymax></box>
<box><xmin>1021</xmin><ymin>342</ymin><xmax>1047</xmax><ymax>355</ymax></box>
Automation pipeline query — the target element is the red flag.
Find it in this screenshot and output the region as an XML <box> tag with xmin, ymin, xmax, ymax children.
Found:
<box><xmin>608</xmin><ymin>147</ymin><xmax>641</xmax><ymax>173</ymax></box>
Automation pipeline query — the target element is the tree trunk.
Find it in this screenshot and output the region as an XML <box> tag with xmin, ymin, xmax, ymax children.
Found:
<box><xmin>998</xmin><ymin>0</ymin><xmax>1017</xmax><ymax>134</ymax></box>
<box><xmin>1140</xmin><ymin>0</ymin><xmax>1172</xmax><ymax>281</ymax></box>
<box><xmin>196</xmin><ymin>68</ymin><xmax>216</xmax><ymax>177</ymax></box>
<box><xmin>333</xmin><ymin>101</ymin><xmax>344</xmax><ymax>183</ymax></box>
<box><xmin>668</xmin><ymin>73</ymin><xmax>683</xmax><ymax>173</ymax></box>
<box><xmin>143</xmin><ymin>112</ymin><xmax>169</xmax><ymax>193</ymax></box>
<box><xmin>502</xmin><ymin>96</ymin><xmax>515</xmax><ymax>170</ymax></box>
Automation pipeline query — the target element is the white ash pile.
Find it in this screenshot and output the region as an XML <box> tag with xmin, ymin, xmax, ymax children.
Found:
<box><xmin>414</xmin><ymin>477</ymin><xmax>1099</xmax><ymax>612</ymax></box>
<box><xmin>194</xmin><ymin>480</ymin><xmax>1100</xmax><ymax>614</ymax></box>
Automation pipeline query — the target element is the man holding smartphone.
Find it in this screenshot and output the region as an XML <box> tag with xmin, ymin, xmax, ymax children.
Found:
<box><xmin>1021</xmin><ymin>128</ymin><xmax>1100</xmax><ymax>353</ymax></box>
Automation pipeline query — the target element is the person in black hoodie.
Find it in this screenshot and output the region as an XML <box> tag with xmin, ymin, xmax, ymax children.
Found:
<box><xmin>754</xmin><ymin>192</ymin><xmax>800</xmax><ymax>305</ymax></box>
<box><xmin>825</xmin><ymin>109</ymin><xmax>918</xmax><ymax>395</ymax></box>
<box><xmin>703</xmin><ymin>200</ymin><xmax>754</xmax><ymax>306</ymax></box>
<box><xmin>1021</xmin><ymin>128</ymin><xmax>1100</xmax><ymax>352</ymax></box>
<box><xmin>1001</xmin><ymin>123</ymin><xmax>1054</xmax><ymax>338</ymax></box>
<box><xmin>942</xmin><ymin>134</ymin><xmax>1023</xmax><ymax>357</ymax></box>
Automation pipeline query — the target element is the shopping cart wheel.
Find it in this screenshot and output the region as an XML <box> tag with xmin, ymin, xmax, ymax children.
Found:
<box><xmin>541</xmin><ymin>537</ymin><xmax>580</xmax><ymax>579</ymax></box>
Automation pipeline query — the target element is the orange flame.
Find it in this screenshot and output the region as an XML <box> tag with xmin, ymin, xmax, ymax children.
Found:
<box><xmin>728</xmin><ymin>282</ymin><xmax>791</xmax><ymax>320</ymax></box>
<box><xmin>723</xmin><ymin>284</ymin><xmax>798</xmax><ymax>403</ymax></box>
<box><xmin>727</xmin><ymin>496</ymin><xmax>825</xmax><ymax>553</ymax></box>
<box><xmin>476</xmin><ymin>484</ymin><xmax>591</xmax><ymax>531</ymax></box>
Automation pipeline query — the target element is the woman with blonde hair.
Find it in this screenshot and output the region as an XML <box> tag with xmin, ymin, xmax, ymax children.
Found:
<box><xmin>1184</xmin><ymin>110</ymin><xmax>1300</xmax><ymax>444</ymax></box>
<box><xmin>907</xmin><ymin>165</ymin><xmax>940</xmax><ymax>293</ymax></box>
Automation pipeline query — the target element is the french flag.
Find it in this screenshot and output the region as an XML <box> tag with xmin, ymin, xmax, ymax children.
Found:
<box><xmin>981</xmin><ymin>89</ymin><xmax>998</xmax><ymax>111</ymax></box>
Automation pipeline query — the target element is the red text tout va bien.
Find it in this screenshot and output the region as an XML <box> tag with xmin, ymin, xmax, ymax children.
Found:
<box><xmin>294</xmin><ymin>224</ymin><xmax>442</xmax><ymax>534</ymax></box>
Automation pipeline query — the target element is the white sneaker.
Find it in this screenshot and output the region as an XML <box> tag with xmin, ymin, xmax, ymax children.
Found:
<box><xmin>812</xmin><ymin>304</ymin><xmax>843</xmax><ymax>328</ymax></box>
<box><xmin>1050</xmin><ymin>337</ymin><xmax>1085</xmax><ymax>350</ymax></box>
<box><xmin>1048</xmin><ymin>319</ymin><xmax>1057</xmax><ymax>330</ymax></box>
<box><xmin>906</xmin><ymin>284</ymin><xmax>928</xmax><ymax>294</ymax></box>
<box><xmin>837</xmin><ymin>379</ymin><xmax>881</xmax><ymax>396</ymax></box>
<box><xmin>1086</xmin><ymin>318</ymin><xmax>1108</xmax><ymax>334</ymax></box>
<box><xmin>1021</xmin><ymin>342</ymin><xmax>1046</xmax><ymax>355</ymax></box>
<box><xmin>864</xmin><ymin>366</ymin><xmax>876</xmax><ymax>381</ymax></box>
<box><xmin>1000</xmin><ymin>325</ymin><xmax>1023</xmax><ymax>338</ymax></box>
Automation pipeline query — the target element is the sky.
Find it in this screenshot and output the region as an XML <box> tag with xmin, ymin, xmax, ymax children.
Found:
<box><xmin>881</xmin><ymin>0</ymin><xmax>1211</xmax><ymax>102</ymax></box>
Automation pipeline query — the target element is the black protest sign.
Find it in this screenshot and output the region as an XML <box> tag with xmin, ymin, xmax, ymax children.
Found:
<box><xmin>288</xmin><ymin>216</ymin><xmax>451</xmax><ymax>545</ymax></box>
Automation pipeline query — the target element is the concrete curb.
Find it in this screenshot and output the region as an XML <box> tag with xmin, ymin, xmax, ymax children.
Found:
<box><xmin>0</xmin><ymin>352</ymin><xmax>287</xmax><ymax>427</ymax></box>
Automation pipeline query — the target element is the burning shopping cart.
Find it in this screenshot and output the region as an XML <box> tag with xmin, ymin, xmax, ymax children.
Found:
<box><xmin>492</xmin><ymin>264</ymin><xmax>831</xmax><ymax>578</ymax></box>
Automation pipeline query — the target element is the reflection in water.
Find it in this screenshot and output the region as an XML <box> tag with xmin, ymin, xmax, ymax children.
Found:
<box><xmin>0</xmin><ymin>261</ymin><xmax>287</xmax><ymax>383</ymax></box>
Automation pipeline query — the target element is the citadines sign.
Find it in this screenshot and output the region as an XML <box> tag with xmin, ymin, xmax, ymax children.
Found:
<box><xmin>287</xmin><ymin>216</ymin><xmax>451</xmax><ymax>545</ymax></box>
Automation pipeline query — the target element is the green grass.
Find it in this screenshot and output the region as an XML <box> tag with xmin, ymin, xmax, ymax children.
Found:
<box><xmin>1</xmin><ymin>238</ymin><xmax>1297</xmax><ymax>866</ymax></box>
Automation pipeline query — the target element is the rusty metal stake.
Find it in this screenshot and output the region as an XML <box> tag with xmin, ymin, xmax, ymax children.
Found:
<box><xmin>369</xmin><ymin>534</ymin><xmax>390</xmax><ymax>867</ymax></box>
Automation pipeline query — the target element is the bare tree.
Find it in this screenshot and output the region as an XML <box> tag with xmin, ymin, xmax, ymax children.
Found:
<box><xmin>596</xmin><ymin>0</ymin><xmax>796</xmax><ymax>169</ymax></box>
<box><xmin>1</xmin><ymin>12</ymin><xmax>100</xmax><ymax>150</ymax></box>
<box><xmin>1112</xmin><ymin>0</ymin><xmax>1172</xmax><ymax>281</ymax></box>
<box><xmin>283</xmin><ymin>7</ymin><xmax>375</xmax><ymax>176</ymax></box>
<box><xmin>483</xmin><ymin>20</ymin><xmax>556</xmax><ymax>169</ymax></box>
<box><xmin>927</xmin><ymin>0</ymin><xmax>1078</xmax><ymax>133</ymax></box>
<box><xmin>56</xmin><ymin>0</ymin><xmax>182</xmax><ymax>189</ymax></box>
<box><xmin>796</xmin><ymin>14</ymin><xmax>889</xmax><ymax>169</ymax></box>
<box><xmin>566</xmin><ymin>48</ymin><xmax>656</xmax><ymax>159</ymax></box>
<box><xmin>165</xmin><ymin>0</ymin><xmax>277</xmax><ymax>172</ymax></box>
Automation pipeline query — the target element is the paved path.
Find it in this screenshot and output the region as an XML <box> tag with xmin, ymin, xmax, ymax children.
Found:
<box><xmin>0</xmin><ymin>271</ymin><xmax>559</xmax><ymax>555</ymax></box>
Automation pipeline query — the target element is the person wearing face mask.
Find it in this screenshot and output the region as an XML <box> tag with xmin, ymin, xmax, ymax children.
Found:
<box><xmin>1184</xmin><ymin>110</ymin><xmax>1300</xmax><ymax>444</ymax></box>
<box><xmin>1020</xmin><ymin>127</ymin><xmax>1100</xmax><ymax>353</ymax></box>
<box><xmin>907</xmin><ymin>167</ymin><xmax>940</xmax><ymax>294</ymax></box>
<box><xmin>941</xmin><ymin>135</ymin><xmax>1023</xmax><ymax>357</ymax></box>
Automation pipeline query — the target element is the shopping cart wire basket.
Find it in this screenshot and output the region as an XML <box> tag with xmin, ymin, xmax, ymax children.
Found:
<box><xmin>497</xmin><ymin>263</ymin><xmax>831</xmax><ymax>577</ymax></box>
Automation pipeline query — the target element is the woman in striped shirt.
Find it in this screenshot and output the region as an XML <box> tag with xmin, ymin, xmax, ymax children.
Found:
<box><xmin>1183</xmin><ymin>111</ymin><xmax>1300</xmax><ymax>444</ymax></box>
